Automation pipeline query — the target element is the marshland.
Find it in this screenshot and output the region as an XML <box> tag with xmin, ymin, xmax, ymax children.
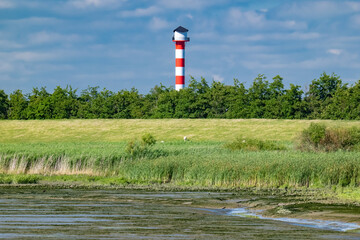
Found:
<box><xmin>1</xmin><ymin>119</ymin><xmax>360</xmax><ymax>196</ymax></box>
<box><xmin>1</xmin><ymin>119</ymin><xmax>360</xmax><ymax>238</ymax></box>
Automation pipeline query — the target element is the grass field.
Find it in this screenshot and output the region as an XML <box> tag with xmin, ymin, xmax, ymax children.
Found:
<box><xmin>1</xmin><ymin>119</ymin><xmax>360</xmax><ymax>143</ymax></box>
<box><xmin>0</xmin><ymin>119</ymin><xmax>360</xmax><ymax>201</ymax></box>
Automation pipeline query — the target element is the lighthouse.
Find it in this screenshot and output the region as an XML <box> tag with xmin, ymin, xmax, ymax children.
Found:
<box><xmin>172</xmin><ymin>26</ymin><xmax>190</xmax><ymax>91</ymax></box>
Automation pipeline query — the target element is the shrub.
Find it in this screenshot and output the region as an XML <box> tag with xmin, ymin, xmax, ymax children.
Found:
<box><xmin>225</xmin><ymin>138</ymin><xmax>286</xmax><ymax>151</ymax></box>
<box><xmin>141</xmin><ymin>133</ymin><xmax>156</xmax><ymax>146</ymax></box>
<box><xmin>125</xmin><ymin>140</ymin><xmax>148</xmax><ymax>158</ymax></box>
<box><xmin>303</xmin><ymin>123</ymin><xmax>326</xmax><ymax>147</ymax></box>
<box><xmin>297</xmin><ymin>123</ymin><xmax>360</xmax><ymax>152</ymax></box>
<box><xmin>126</xmin><ymin>133</ymin><xmax>164</xmax><ymax>159</ymax></box>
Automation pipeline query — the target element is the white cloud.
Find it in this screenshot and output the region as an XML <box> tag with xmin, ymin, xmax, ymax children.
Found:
<box><xmin>297</xmin><ymin>57</ymin><xmax>337</xmax><ymax>69</ymax></box>
<box><xmin>68</xmin><ymin>0</ymin><xmax>124</xmax><ymax>9</ymax></box>
<box><xmin>350</xmin><ymin>14</ymin><xmax>360</xmax><ymax>27</ymax></box>
<box><xmin>156</xmin><ymin>0</ymin><xmax>221</xmax><ymax>9</ymax></box>
<box><xmin>227</xmin><ymin>8</ymin><xmax>265</xmax><ymax>28</ymax></box>
<box><xmin>223</xmin><ymin>32</ymin><xmax>320</xmax><ymax>43</ymax></box>
<box><xmin>11</xmin><ymin>51</ymin><xmax>56</xmax><ymax>62</ymax></box>
<box><xmin>74</xmin><ymin>71</ymin><xmax>136</xmax><ymax>81</ymax></box>
<box><xmin>90</xmin><ymin>20</ymin><xmax>125</xmax><ymax>30</ymax></box>
<box><xmin>192</xmin><ymin>18</ymin><xmax>217</xmax><ymax>34</ymax></box>
<box><xmin>288</xmin><ymin>32</ymin><xmax>321</xmax><ymax>40</ymax></box>
<box><xmin>276</xmin><ymin>1</ymin><xmax>360</xmax><ymax>19</ymax></box>
<box><xmin>148</xmin><ymin>17</ymin><xmax>169</xmax><ymax>31</ymax></box>
<box><xmin>0</xmin><ymin>0</ymin><xmax>13</xmax><ymax>8</ymax></box>
<box><xmin>241</xmin><ymin>51</ymin><xmax>360</xmax><ymax>71</ymax></box>
<box><xmin>268</xmin><ymin>32</ymin><xmax>321</xmax><ymax>40</ymax></box>
<box><xmin>223</xmin><ymin>34</ymin><xmax>262</xmax><ymax>42</ymax></box>
<box><xmin>0</xmin><ymin>62</ymin><xmax>14</xmax><ymax>72</ymax></box>
<box><xmin>212</xmin><ymin>74</ymin><xmax>224</xmax><ymax>82</ymax></box>
<box><xmin>241</xmin><ymin>60</ymin><xmax>288</xmax><ymax>70</ymax></box>
<box><xmin>347</xmin><ymin>1</ymin><xmax>360</xmax><ymax>11</ymax></box>
<box><xmin>28</xmin><ymin>32</ymin><xmax>89</xmax><ymax>44</ymax></box>
<box><xmin>0</xmin><ymin>39</ymin><xmax>23</xmax><ymax>49</ymax></box>
<box><xmin>31</xmin><ymin>63</ymin><xmax>75</xmax><ymax>72</ymax></box>
<box><xmin>327</xmin><ymin>49</ymin><xmax>342</xmax><ymax>55</ymax></box>
<box><xmin>0</xmin><ymin>50</ymin><xmax>69</xmax><ymax>63</ymax></box>
<box><xmin>0</xmin><ymin>0</ymin><xmax>59</xmax><ymax>10</ymax></box>
<box><xmin>186</xmin><ymin>14</ymin><xmax>194</xmax><ymax>20</ymax></box>
<box><xmin>226</xmin><ymin>8</ymin><xmax>306</xmax><ymax>30</ymax></box>
<box><xmin>5</xmin><ymin>17</ymin><xmax>62</xmax><ymax>26</ymax></box>
<box><xmin>120</xmin><ymin>6</ymin><xmax>161</xmax><ymax>17</ymax></box>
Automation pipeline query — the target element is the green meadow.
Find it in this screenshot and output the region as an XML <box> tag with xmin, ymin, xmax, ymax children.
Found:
<box><xmin>2</xmin><ymin>119</ymin><xmax>360</xmax><ymax>143</ymax></box>
<box><xmin>0</xmin><ymin>119</ymin><xmax>360</xmax><ymax>202</ymax></box>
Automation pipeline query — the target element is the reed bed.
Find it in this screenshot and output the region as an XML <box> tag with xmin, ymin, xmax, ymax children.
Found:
<box><xmin>0</xmin><ymin>141</ymin><xmax>359</xmax><ymax>189</ymax></box>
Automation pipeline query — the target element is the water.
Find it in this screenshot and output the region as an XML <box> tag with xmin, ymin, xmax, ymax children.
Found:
<box><xmin>229</xmin><ymin>208</ymin><xmax>360</xmax><ymax>232</ymax></box>
<box><xmin>0</xmin><ymin>187</ymin><xmax>359</xmax><ymax>239</ymax></box>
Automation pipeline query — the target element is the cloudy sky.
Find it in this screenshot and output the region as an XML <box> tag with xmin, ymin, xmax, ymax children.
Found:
<box><xmin>1</xmin><ymin>0</ymin><xmax>360</xmax><ymax>93</ymax></box>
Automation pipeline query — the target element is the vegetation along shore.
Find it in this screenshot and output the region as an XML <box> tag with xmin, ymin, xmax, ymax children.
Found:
<box><xmin>0</xmin><ymin>119</ymin><xmax>360</xmax><ymax>204</ymax></box>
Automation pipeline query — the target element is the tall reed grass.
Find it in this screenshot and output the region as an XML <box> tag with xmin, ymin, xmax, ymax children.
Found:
<box><xmin>0</xmin><ymin>141</ymin><xmax>359</xmax><ymax>189</ymax></box>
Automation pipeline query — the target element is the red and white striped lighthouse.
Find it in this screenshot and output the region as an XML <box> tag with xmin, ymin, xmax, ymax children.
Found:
<box><xmin>173</xmin><ymin>26</ymin><xmax>190</xmax><ymax>91</ymax></box>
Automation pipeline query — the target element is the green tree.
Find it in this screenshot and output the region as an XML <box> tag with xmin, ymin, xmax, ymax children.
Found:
<box><xmin>113</xmin><ymin>88</ymin><xmax>144</xmax><ymax>119</ymax></box>
<box><xmin>248</xmin><ymin>74</ymin><xmax>270</xmax><ymax>118</ymax></box>
<box><xmin>77</xmin><ymin>87</ymin><xmax>115</xmax><ymax>118</ymax></box>
<box><xmin>305</xmin><ymin>72</ymin><xmax>342</xmax><ymax>119</ymax></box>
<box><xmin>264</xmin><ymin>75</ymin><xmax>285</xmax><ymax>118</ymax></box>
<box><xmin>175</xmin><ymin>87</ymin><xmax>199</xmax><ymax>118</ymax></box>
<box><xmin>95</xmin><ymin>88</ymin><xmax>115</xmax><ymax>118</ymax></box>
<box><xmin>151</xmin><ymin>85</ymin><xmax>177</xmax><ymax>118</ymax></box>
<box><xmin>186</xmin><ymin>77</ymin><xmax>210</xmax><ymax>118</ymax></box>
<box><xmin>50</xmin><ymin>86</ymin><xmax>78</xmax><ymax>119</ymax></box>
<box><xmin>0</xmin><ymin>90</ymin><xmax>9</xmax><ymax>119</ymax></box>
<box><xmin>345</xmin><ymin>82</ymin><xmax>360</xmax><ymax>119</ymax></box>
<box><xmin>322</xmin><ymin>81</ymin><xmax>360</xmax><ymax>120</ymax></box>
<box><xmin>26</xmin><ymin>87</ymin><xmax>52</xmax><ymax>119</ymax></box>
<box><xmin>308</xmin><ymin>72</ymin><xmax>342</xmax><ymax>101</ymax></box>
<box><xmin>226</xmin><ymin>79</ymin><xmax>249</xmax><ymax>118</ymax></box>
<box><xmin>8</xmin><ymin>90</ymin><xmax>28</xmax><ymax>119</ymax></box>
<box><xmin>282</xmin><ymin>84</ymin><xmax>304</xmax><ymax>119</ymax></box>
<box><xmin>206</xmin><ymin>80</ymin><xmax>231</xmax><ymax>118</ymax></box>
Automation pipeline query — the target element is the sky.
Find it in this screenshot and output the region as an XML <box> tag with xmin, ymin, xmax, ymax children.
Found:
<box><xmin>1</xmin><ymin>0</ymin><xmax>360</xmax><ymax>94</ymax></box>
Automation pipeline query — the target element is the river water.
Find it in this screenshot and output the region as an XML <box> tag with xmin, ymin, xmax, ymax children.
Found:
<box><xmin>0</xmin><ymin>187</ymin><xmax>359</xmax><ymax>239</ymax></box>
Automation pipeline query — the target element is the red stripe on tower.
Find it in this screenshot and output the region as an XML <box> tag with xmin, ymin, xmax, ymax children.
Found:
<box><xmin>175</xmin><ymin>58</ymin><xmax>184</xmax><ymax>67</ymax></box>
<box><xmin>173</xmin><ymin>26</ymin><xmax>190</xmax><ymax>91</ymax></box>
<box><xmin>175</xmin><ymin>42</ymin><xmax>185</xmax><ymax>49</ymax></box>
<box><xmin>176</xmin><ymin>76</ymin><xmax>184</xmax><ymax>85</ymax></box>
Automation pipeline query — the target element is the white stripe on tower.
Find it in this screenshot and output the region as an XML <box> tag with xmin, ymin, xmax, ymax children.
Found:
<box><xmin>175</xmin><ymin>49</ymin><xmax>185</xmax><ymax>59</ymax></box>
<box><xmin>175</xmin><ymin>67</ymin><xmax>184</xmax><ymax>76</ymax></box>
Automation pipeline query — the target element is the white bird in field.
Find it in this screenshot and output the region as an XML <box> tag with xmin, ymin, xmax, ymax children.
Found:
<box><xmin>184</xmin><ymin>136</ymin><xmax>187</xmax><ymax>141</ymax></box>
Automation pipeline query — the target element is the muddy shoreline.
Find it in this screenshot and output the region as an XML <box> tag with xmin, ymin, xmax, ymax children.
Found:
<box><xmin>1</xmin><ymin>182</ymin><xmax>359</xmax><ymax>229</ymax></box>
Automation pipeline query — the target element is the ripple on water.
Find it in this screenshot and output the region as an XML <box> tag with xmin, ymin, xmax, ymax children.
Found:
<box><xmin>228</xmin><ymin>208</ymin><xmax>360</xmax><ymax>232</ymax></box>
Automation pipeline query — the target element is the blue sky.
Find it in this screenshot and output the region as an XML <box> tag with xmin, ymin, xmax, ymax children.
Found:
<box><xmin>1</xmin><ymin>0</ymin><xmax>360</xmax><ymax>93</ymax></box>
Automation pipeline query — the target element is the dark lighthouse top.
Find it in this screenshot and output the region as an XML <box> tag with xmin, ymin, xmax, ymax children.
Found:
<box><xmin>173</xmin><ymin>26</ymin><xmax>188</xmax><ymax>33</ymax></box>
<box><xmin>173</xmin><ymin>26</ymin><xmax>190</xmax><ymax>42</ymax></box>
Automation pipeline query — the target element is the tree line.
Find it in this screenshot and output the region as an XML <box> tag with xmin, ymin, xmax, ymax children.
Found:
<box><xmin>0</xmin><ymin>72</ymin><xmax>359</xmax><ymax>120</ymax></box>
